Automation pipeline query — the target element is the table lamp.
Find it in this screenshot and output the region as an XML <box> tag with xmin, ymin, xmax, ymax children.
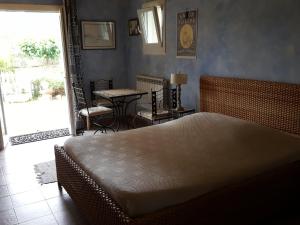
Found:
<box><xmin>170</xmin><ymin>73</ymin><xmax>187</xmax><ymax>111</ymax></box>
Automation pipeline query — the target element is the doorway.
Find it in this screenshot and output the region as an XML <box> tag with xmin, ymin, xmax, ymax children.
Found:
<box><xmin>0</xmin><ymin>5</ymin><xmax>72</xmax><ymax>145</ymax></box>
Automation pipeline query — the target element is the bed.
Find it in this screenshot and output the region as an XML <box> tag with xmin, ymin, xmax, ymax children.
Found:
<box><xmin>55</xmin><ymin>76</ymin><xmax>300</xmax><ymax>225</ymax></box>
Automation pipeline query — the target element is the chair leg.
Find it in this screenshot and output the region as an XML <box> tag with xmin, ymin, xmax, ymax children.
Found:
<box><xmin>86</xmin><ymin>116</ymin><xmax>91</xmax><ymax>130</ymax></box>
<box><xmin>94</xmin><ymin>129</ymin><xmax>102</xmax><ymax>135</ymax></box>
<box><xmin>93</xmin><ymin>125</ymin><xmax>113</xmax><ymax>135</ymax></box>
<box><xmin>103</xmin><ymin>125</ymin><xmax>114</xmax><ymax>133</ymax></box>
<box><xmin>92</xmin><ymin>114</ymin><xmax>115</xmax><ymax>135</ymax></box>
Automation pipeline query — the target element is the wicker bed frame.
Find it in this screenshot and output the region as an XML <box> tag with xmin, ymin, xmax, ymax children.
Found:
<box><xmin>55</xmin><ymin>76</ymin><xmax>300</xmax><ymax>225</ymax></box>
<box><xmin>200</xmin><ymin>76</ymin><xmax>300</xmax><ymax>135</ymax></box>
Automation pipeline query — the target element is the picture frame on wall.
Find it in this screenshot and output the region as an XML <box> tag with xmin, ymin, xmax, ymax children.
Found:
<box><xmin>81</xmin><ymin>21</ymin><xmax>116</xmax><ymax>49</ymax></box>
<box><xmin>177</xmin><ymin>10</ymin><xmax>198</xmax><ymax>59</ymax></box>
<box><xmin>128</xmin><ymin>18</ymin><xmax>141</xmax><ymax>36</ymax></box>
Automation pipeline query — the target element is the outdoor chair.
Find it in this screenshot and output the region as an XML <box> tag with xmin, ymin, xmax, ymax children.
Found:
<box><xmin>90</xmin><ymin>79</ymin><xmax>113</xmax><ymax>107</ymax></box>
<box><xmin>72</xmin><ymin>83</ymin><xmax>114</xmax><ymax>134</ymax></box>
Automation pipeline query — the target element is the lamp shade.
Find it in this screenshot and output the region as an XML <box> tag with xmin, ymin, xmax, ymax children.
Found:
<box><xmin>170</xmin><ymin>73</ymin><xmax>187</xmax><ymax>85</ymax></box>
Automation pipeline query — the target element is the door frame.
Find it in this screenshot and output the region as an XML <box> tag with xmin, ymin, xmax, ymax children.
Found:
<box><xmin>0</xmin><ymin>3</ymin><xmax>76</xmax><ymax>149</ymax></box>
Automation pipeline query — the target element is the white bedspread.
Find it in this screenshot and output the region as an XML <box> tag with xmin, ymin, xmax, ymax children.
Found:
<box><xmin>64</xmin><ymin>112</ymin><xmax>300</xmax><ymax>217</ymax></box>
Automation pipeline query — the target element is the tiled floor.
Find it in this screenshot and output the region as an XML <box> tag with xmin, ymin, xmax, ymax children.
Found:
<box><xmin>0</xmin><ymin>134</ymin><xmax>299</xmax><ymax>225</ymax></box>
<box><xmin>0</xmin><ymin>137</ymin><xmax>89</xmax><ymax>225</ymax></box>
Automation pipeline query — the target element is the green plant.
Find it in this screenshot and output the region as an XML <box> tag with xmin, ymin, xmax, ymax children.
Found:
<box><xmin>19</xmin><ymin>41</ymin><xmax>39</xmax><ymax>58</ymax></box>
<box><xmin>20</xmin><ymin>39</ymin><xmax>61</xmax><ymax>63</ymax></box>
<box><xmin>31</xmin><ymin>79</ymin><xmax>42</xmax><ymax>100</ymax></box>
<box><xmin>39</xmin><ymin>40</ymin><xmax>61</xmax><ymax>62</ymax></box>
<box><xmin>47</xmin><ymin>79</ymin><xmax>65</xmax><ymax>98</ymax></box>
<box><xmin>0</xmin><ymin>58</ymin><xmax>14</xmax><ymax>74</ymax></box>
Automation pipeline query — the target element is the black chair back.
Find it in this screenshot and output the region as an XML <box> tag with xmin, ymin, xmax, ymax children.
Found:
<box><xmin>90</xmin><ymin>79</ymin><xmax>113</xmax><ymax>102</ymax></box>
<box><xmin>72</xmin><ymin>83</ymin><xmax>90</xmax><ymax>116</ymax></box>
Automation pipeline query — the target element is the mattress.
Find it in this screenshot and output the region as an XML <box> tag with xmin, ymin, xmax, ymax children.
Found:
<box><xmin>63</xmin><ymin>112</ymin><xmax>300</xmax><ymax>217</ymax></box>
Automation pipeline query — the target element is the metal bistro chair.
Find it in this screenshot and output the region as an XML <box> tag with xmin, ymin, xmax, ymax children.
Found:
<box><xmin>90</xmin><ymin>79</ymin><xmax>113</xmax><ymax>107</ymax></box>
<box><xmin>134</xmin><ymin>87</ymin><xmax>177</xmax><ymax>125</ymax></box>
<box><xmin>72</xmin><ymin>83</ymin><xmax>115</xmax><ymax>134</ymax></box>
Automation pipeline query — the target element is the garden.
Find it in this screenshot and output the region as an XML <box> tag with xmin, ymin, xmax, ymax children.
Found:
<box><xmin>0</xmin><ymin>39</ymin><xmax>68</xmax><ymax>136</ymax></box>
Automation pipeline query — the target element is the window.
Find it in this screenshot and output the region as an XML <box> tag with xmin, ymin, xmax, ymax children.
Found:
<box><xmin>137</xmin><ymin>0</ymin><xmax>165</xmax><ymax>55</ymax></box>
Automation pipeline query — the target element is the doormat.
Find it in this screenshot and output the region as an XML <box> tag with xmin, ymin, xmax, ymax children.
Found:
<box><xmin>9</xmin><ymin>128</ymin><xmax>70</xmax><ymax>145</ymax></box>
<box><xmin>34</xmin><ymin>160</ymin><xmax>57</xmax><ymax>184</ymax></box>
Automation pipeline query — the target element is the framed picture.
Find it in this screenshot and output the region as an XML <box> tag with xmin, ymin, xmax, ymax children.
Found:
<box><xmin>177</xmin><ymin>10</ymin><xmax>198</xmax><ymax>59</ymax></box>
<box><xmin>81</xmin><ymin>21</ymin><xmax>116</xmax><ymax>49</ymax></box>
<box><xmin>128</xmin><ymin>18</ymin><xmax>141</xmax><ymax>36</ymax></box>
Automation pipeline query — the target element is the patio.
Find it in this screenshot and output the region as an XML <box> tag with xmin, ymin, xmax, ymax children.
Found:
<box><xmin>4</xmin><ymin>96</ymin><xmax>69</xmax><ymax>136</ymax></box>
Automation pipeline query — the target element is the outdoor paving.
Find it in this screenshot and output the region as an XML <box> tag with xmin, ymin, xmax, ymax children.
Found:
<box><xmin>3</xmin><ymin>96</ymin><xmax>69</xmax><ymax>136</ymax></box>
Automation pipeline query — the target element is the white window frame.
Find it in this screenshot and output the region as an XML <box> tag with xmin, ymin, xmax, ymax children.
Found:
<box><xmin>137</xmin><ymin>0</ymin><xmax>166</xmax><ymax>55</ymax></box>
<box><xmin>138</xmin><ymin>7</ymin><xmax>161</xmax><ymax>45</ymax></box>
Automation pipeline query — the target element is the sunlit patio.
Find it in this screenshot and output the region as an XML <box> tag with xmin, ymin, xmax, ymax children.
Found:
<box><xmin>4</xmin><ymin>96</ymin><xmax>69</xmax><ymax>136</ymax></box>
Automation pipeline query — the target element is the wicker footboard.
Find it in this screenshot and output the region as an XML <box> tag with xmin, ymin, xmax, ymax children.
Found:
<box><xmin>55</xmin><ymin>145</ymin><xmax>300</xmax><ymax>225</ymax></box>
<box><xmin>55</xmin><ymin>145</ymin><xmax>131</xmax><ymax>225</ymax></box>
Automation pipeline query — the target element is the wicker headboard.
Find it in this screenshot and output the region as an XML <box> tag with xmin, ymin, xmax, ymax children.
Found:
<box><xmin>200</xmin><ymin>76</ymin><xmax>300</xmax><ymax>135</ymax></box>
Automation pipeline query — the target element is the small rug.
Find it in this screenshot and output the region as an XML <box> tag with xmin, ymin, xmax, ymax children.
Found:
<box><xmin>9</xmin><ymin>128</ymin><xmax>70</xmax><ymax>145</ymax></box>
<box><xmin>34</xmin><ymin>160</ymin><xmax>57</xmax><ymax>184</ymax></box>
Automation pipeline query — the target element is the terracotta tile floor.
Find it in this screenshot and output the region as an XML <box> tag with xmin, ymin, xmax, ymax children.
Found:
<box><xmin>0</xmin><ymin>135</ymin><xmax>299</xmax><ymax>225</ymax></box>
<box><xmin>0</xmin><ymin>137</ymin><xmax>89</xmax><ymax>225</ymax></box>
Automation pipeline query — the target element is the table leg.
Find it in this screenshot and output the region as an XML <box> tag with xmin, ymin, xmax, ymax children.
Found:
<box><xmin>111</xmin><ymin>99</ymin><xmax>121</xmax><ymax>131</ymax></box>
<box><xmin>124</xmin><ymin>94</ymin><xmax>144</xmax><ymax>129</ymax></box>
<box><xmin>112</xmin><ymin>98</ymin><xmax>126</xmax><ymax>131</ymax></box>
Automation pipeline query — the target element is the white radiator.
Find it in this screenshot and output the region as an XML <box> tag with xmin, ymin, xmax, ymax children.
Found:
<box><xmin>136</xmin><ymin>75</ymin><xmax>168</xmax><ymax>107</ymax></box>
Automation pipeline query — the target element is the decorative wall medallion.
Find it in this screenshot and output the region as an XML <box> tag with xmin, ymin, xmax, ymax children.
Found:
<box><xmin>177</xmin><ymin>10</ymin><xmax>198</xmax><ymax>59</ymax></box>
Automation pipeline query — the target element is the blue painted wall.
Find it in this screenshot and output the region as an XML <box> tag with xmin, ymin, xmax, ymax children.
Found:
<box><xmin>76</xmin><ymin>0</ymin><xmax>129</xmax><ymax>97</ymax></box>
<box><xmin>1</xmin><ymin>0</ymin><xmax>299</xmax><ymax>109</ymax></box>
<box><xmin>126</xmin><ymin>0</ymin><xmax>300</xmax><ymax>110</ymax></box>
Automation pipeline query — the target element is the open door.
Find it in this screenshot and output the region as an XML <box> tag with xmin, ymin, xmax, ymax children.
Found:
<box><xmin>0</xmin><ymin>4</ymin><xmax>75</xmax><ymax>147</ymax></box>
